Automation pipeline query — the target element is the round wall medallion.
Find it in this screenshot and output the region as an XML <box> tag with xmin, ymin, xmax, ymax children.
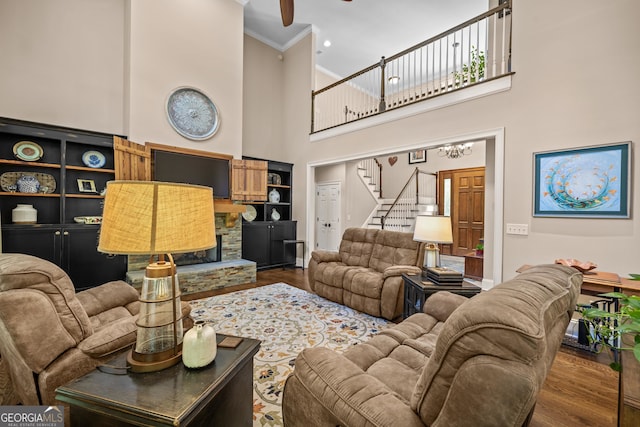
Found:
<box><xmin>166</xmin><ymin>87</ymin><xmax>220</xmax><ymax>140</ymax></box>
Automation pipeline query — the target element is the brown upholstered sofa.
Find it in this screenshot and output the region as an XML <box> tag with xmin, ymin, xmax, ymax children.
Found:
<box><xmin>308</xmin><ymin>228</ymin><xmax>424</xmax><ymax>320</ymax></box>
<box><xmin>283</xmin><ymin>264</ymin><xmax>582</xmax><ymax>427</ymax></box>
<box><xmin>0</xmin><ymin>253</ymin><xmax>191</xmax><ymax>406</ymax></box>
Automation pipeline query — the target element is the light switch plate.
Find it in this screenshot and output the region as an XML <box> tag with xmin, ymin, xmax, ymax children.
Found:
<box><xmin>506</xmin><ymin>223</ymin><xmax>528</xmax><ymax>235</ymax></box>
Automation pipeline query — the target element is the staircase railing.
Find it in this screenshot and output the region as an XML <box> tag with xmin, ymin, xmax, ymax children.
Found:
<box><xmin>311</xmin><ymin>0</ymin><xmax>512</xmax><ymax>133</ymax></box>
<box><xmin>360</xmin><ymin>157</ymin><xmax>383</xmax><ymax>198</ymax></box>
<box><xmin>381</xmin><ymin>169</ymin><xmax>436</xmax><ymax>231</ymax></box>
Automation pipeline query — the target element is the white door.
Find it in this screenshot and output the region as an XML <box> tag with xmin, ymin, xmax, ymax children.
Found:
<box><xmin>316</xmin><ymin>183</ymin><xmax>341</xmax><ymax>251</ymax></box>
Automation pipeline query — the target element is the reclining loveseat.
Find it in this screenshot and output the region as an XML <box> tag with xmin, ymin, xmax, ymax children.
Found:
<box><xmin>308</xmin><ymin>228</ymin><xmax>424</xmax><ymax>320</ymax></box>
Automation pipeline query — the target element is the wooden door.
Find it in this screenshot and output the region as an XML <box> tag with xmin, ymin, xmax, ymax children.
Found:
<box><xmin>439</xmin><ymin>167</ymin><xmax>485</xmax><ymax>256</ymax></box>
<box><xmin>231</xmin><ymin>159</ymin><xmax>268</xmax><ymax>201</ymax></box>
<box><xmin>113</xmin><ymin>136</ymin><xmax>151</xmax><ymax>180</ymax></box>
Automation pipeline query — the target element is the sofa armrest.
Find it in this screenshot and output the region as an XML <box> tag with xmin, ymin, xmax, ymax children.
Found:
<box><xmin>310</xmin><ymin>250</ymin><xmax>342</xmax><ymax>263</ymax></box>
<box><xmin>284</xmin><ymin>347</ymin><xmax>423</xmax><ymax>427</ymax></box>
<box><xmin>77</xmin><ymin>317</ymin><xmax>137</xmax><ymax>357</ymax></box>
<box><xmin>383</xmin><ymin>265</ymin><xmax>422</xmax><ymax>279</ymax></box>
<box><xmin>422</xmin><ymin>291</ymin><xmax>469</xmax><ymax>322</ymax></box>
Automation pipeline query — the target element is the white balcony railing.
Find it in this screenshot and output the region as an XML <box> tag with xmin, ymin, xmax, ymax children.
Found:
<box><xmin>311</xmin><ymin>0</ymin><xmax>512</xmax><ymax>133</ymax></box>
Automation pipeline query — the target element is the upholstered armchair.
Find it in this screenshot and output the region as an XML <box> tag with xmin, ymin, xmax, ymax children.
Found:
<box><xmin>0</xmin><ymin>253</ymin><xmax>191</xmax><ymax>406</ymax></box>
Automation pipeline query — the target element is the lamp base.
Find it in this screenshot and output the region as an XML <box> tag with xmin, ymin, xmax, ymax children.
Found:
<box><xmin>127</xmin><ymin>347</ymin><xmax>183</xmax><ymax>373</ymax></box>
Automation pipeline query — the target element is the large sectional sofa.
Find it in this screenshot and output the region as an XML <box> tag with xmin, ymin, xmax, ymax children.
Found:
<box><xmin>283</xmin><ymin>264</ymin><xmax>582</xmax><ymax>426</ymax></box>
<box><xmin>308</xmin><ymin>228</ymin><xmax>425</xmax><ymax>320</ymax></box>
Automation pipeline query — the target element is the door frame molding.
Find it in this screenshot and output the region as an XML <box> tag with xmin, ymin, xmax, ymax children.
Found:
<box><xmin>306</xmin><ymin>127</ymin><xmax>504</xmax><ymax>287</ymax></box>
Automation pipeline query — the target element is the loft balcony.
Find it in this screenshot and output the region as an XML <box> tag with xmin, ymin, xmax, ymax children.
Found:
<box><xmin>311</xmin><ymin>0</ymin><xmax>513</xmax><ymax>135</ymax></box>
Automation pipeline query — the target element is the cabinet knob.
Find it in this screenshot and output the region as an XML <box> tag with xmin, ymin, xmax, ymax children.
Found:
<box><xmin>63</xmin><ymin>231</ymin><xmax>69</xmax><ymax>236</ymax></box>
<box><xmin>55</xmin><ymin>231</ymin><xmax>61</xmax><ymax>236</ymax></box>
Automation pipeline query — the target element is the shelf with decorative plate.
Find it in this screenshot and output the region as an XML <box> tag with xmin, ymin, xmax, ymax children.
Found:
<box><xmin>0</xmin><ymin>117</ymin><xmax>126</xmax><ymax>289</ymax></box>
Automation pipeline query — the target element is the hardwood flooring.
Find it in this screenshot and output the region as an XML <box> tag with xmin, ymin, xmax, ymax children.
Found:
<box><xmin>183</xmin><ymin>268</ymin><xmax>619</xmax><ymax>426</ymax></box>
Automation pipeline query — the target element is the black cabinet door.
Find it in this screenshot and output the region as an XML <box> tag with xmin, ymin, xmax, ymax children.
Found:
<box><xmin>242</xmin><ymin>222</ymin><xmax>271</xmax><ymax>268</ymax></box>
<box><xmin>63</xmin><ymin>226</ymin><xmax>127</xmax><ymax>291</ymax></box>
<box><xmin>2</xmin><ymin>225</ymin><xmax>126</xmax><ymax>291</ymax></box>
<box><xmin>269</xmin><ymin>221</ymin><xmax>295</xmax><ymax>266</ymax></box>
<box><xmin>2</xmin><ymin>226</ymin><xmax>60</xmax><ymax>265</ymax></box>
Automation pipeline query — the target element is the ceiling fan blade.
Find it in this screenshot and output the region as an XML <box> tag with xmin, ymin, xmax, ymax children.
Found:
<box><xmin>280</xmin><ymin>0</ymin><xmax>294</xmax><ymax>27</ymax></box>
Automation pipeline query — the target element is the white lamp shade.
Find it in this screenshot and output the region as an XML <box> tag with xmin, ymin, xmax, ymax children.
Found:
<box><xmin>413</xmin><ymin>215</ymin><xmax>453</xmax><ymax>244</ymax></box>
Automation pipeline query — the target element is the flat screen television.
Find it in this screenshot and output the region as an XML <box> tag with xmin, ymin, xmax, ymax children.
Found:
<box><xmin>152</xmin><ymin>150</ymin><xmax>230</xmax><ymax>199</ymax></box>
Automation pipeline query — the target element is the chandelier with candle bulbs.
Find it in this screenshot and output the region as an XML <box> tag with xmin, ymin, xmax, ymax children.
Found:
<box><xmin>438</xmin><ymin>143</ymin><xmax>473</xmax><ymax>159</ymax></box>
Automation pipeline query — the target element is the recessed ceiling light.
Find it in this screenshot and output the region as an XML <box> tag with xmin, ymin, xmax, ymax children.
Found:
<box><xmin>388</xmin><ymin>76</ymin><xmax>400</xmax><ymax>85</ymax></box>
<box><xmin>323</xmin><ymin>40</ymin><xmax>331</xmax><ymax>47</ymax></box>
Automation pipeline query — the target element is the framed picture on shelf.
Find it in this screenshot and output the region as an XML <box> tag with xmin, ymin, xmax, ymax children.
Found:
<box><xmin>408</xmin><ymin>150</ymin><xmax>426</xmax><ymax>164</ymax></box>
<box><xmin>533</xmin><ymin>142</ymin><xmax>631</xmax><ymax>218</ymax></box>
<box><xmin>77</xmin><ymin>179</ymin><xmax>97</xmax><ymax>193</ymax></box>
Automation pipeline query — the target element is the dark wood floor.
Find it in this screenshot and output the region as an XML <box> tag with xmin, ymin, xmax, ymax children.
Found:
<box><xmin>184</xmin><ymin>268</ymin><xmax>619</xmax><ymax>427</ymax></box>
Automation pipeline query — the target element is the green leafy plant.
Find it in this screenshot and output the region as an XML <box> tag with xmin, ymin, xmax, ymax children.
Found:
<box><xmin>475</xmin><ymin>243</ymin><xmax>484</xmax><ymax>251</ymax></box>
<box><xmin>453</xmin><ymin>47</ymin><xmax>485</xmax><ymax>87</ymax></box>
<box><xmin>578</xmin><ymin>292</ymin><xmax>640</xmax><ymax>371</ymax></box>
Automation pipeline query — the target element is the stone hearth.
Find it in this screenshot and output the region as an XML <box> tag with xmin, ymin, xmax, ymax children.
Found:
<box><xmin>126</xmin><ymin>213</ymin><xmax>256</xmax><ymax>295</ymax></box>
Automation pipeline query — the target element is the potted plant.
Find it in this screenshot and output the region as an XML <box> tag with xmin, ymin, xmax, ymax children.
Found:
<box><xmin>578</xmin><ymin>291</ymin><xmax>640</xmax><ymax>371</ymax></box>
<box><xmin>474</xmin><ymin>243</ymin><xmax>484</xmax><ymax>256</ymax></box>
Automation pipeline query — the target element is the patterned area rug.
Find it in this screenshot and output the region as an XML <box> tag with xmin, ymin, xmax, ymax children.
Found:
<box><xmin>188</xmin><ymin>283</ymin><xmax>390</xmax><ymax>426</ymax></box>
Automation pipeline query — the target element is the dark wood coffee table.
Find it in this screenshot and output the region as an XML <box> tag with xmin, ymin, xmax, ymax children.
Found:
<box><xmin>56</xmin><ymin>334</ymin><xmax>260</xmax><ymax>427</ymax></box>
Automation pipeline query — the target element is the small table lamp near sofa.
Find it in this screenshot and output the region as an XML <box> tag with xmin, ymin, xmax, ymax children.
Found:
<box><xmin>98</xmin><ymin>180</ymin><xmax>215</xmax><ymax>372</ymax></box>
<box><xmin>413</xmin><ymin>215</ymin><xmax>453</xmax><ymax>270</ymax></box>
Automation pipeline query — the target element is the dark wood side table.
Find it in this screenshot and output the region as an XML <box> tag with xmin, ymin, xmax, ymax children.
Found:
<box><xmin>56</xmin><ymin>334</ymin><xmax>260</xmax><ymax>427</ymax></box>
<box><xmin>402</xmin><ymin>273</ymin><xmax>482</xmax><ymax>319</ymax></box>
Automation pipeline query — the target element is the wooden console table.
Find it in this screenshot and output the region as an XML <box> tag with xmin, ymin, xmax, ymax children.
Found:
<box><xmin>56</xmin><ymin>334</ymin><xmax>260</xmax><ymax>426</ymax></box>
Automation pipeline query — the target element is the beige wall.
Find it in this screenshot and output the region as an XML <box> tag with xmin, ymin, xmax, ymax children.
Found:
<box><xmin>242</xmin><ymin>35</ymin><xmax>285</xmax><ymax>158</ymax></box>
<box><xmin>0</xmin><ymin>0</ymin><xmax>244</xmax><ymax>158</ymax></box>
<box><xmin>283</xmin><ymin>0</ymin><xmax>640</xmax><ymax>278</ymax></box>
<box><xmin>127</xmin><ymin>0</ymin><xmax>244</xmax><ymax>157</ymax></box>
<box><xmin>0</xmin><ymin>0</ymin><xmax>125</xmax><ymax>133</ymax></box>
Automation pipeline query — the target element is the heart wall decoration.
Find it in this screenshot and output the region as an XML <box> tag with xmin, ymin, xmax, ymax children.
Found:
<box><xmin>388</xmin><ymin>156</ymin><xmax>398</xmax><ymax>166</ymax></box>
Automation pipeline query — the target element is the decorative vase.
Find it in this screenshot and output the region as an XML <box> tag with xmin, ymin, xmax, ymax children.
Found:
<box><xmin>12</xmin><ymin>204</ymin><xmax>38</xmax><ymax>224</ymax></box>
<box><xmin>268</xmin><ymin>188</ymin><xmax>280</xmax><ymax>203</ymax></box>
<box><xmin>271</xmin><ymin>208</ymin><xmax>280</xmax><ymax>221</ymax></box>
<box><xmin>182</xmin><ymin>320</ymin><xmax>217</xmax><ymax>369</ymax></box>
<box><xmin>16</xmin><ymin>174</ymin><xmax>40</xmax><ymax>193</ymax></box>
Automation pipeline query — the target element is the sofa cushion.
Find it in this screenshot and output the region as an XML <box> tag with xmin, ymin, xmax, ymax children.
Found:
<box><xmin>338</xmin><ymin>228</ymin><xmax>378</xmax><ymax>267</ymax></box>
<box><xmin>369</xmin><ymin>229</ymin><xmax>421</xmax><ymax>273</ymax></box>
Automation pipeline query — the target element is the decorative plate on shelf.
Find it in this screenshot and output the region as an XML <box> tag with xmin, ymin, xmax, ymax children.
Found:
<box><xmin>13</xmin><ymin>141</ymin><xmax>44</xmax><ymax>162</ymax></box>
<box><xmin>82</xmin><ymin>150</ymin><xmax>106</xmax><ymax>168</ymax></box>
<box><xmin>166</xmin><ymin>87</ymin><xmax>220</xmax><ymax>140</ymax></box>
<box><xmin>242</xmin><ymin>205</ymin><xmax>257</xmax><ymax>222</ymax></box>
<box><xmin>1</xmin><ymin>172</ymin><xmax>56</xmax><ymax>193</ymax></box>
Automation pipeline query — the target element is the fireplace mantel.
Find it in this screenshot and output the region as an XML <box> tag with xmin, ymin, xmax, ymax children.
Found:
<box><xmin>215</xmin><ymin>200</ymin><xmax>246</xmax><ymax>227</ymax></box>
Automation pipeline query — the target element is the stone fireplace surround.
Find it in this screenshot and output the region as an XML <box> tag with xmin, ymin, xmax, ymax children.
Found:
<box><xmin>126</xmin><ymin>214</ymin><xmax>256</xmax><ymax>295</ymax></box>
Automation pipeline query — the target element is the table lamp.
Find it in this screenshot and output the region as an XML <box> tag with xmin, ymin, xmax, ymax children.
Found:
<box><xmin>413</xmin><ymin>215</ymin><xmax>453</xmax><ymax>271</ymax></box>
<box><xmin>98</xmin><ymin>181</ymin><xmax>215</xmax><ymax>372</ymax></box>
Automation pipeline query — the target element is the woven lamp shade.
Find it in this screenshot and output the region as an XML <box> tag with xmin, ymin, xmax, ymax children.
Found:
<box><xmin>413</xmin><ymin>215</ymin><xmax>453</xmax><ymax>244</ymax></box>
<box><xmin>98</xmin><ymin>181</ymin><xmax>215</xmax><ymax>255</ymax></box>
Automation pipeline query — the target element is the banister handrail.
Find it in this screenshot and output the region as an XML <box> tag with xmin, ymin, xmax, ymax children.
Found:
<box><xmin>374</xmin><ymin>158</ymin><xmax>383</xmax><ymax>199</ymax></box>
<box><xmin>311</xmin><ymin>0</ymin><xmax>511</xmax><ymax>98</ymax></box>
<box><xmin>381</xmin><ymin>168</ymin><xmax>437</xmax><ymax>229</ymax></box>
<box><xmin>311</xmin><ymin>0</ymin><xmax>513</xmax><ymax>133</ymax></box>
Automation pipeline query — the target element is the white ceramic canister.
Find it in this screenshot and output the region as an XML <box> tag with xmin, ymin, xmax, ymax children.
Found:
<box><xmin>182</xmin><ymin>320</ymin><xmax>217</xmax><ymax>368</ymax></box>
<box><xmin>12</xmin><ymin>204</ymin><xmax>37</xmax><ymax>224</ymax></box>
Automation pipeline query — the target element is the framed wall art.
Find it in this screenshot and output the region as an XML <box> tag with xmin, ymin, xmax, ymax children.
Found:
<box><xmin>533</xmin><ymin>142</ymin><xmax>631</xmax><ymax>218</ymax></box>
<box><xmin>408</xmin><ymin>150</ymin><xmax>426</xmax><ymax>164</ymax></box>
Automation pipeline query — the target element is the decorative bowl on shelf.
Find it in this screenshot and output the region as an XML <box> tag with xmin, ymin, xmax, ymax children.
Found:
<box><xmin>74</xmin><ymin>216</ymin><xmax>102</xmax><ymax>224</ymax></box>
<box><xmin>554</xmin><ymin>258</ymin><xmax>597</xmax><ymax>273</ymax></box>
